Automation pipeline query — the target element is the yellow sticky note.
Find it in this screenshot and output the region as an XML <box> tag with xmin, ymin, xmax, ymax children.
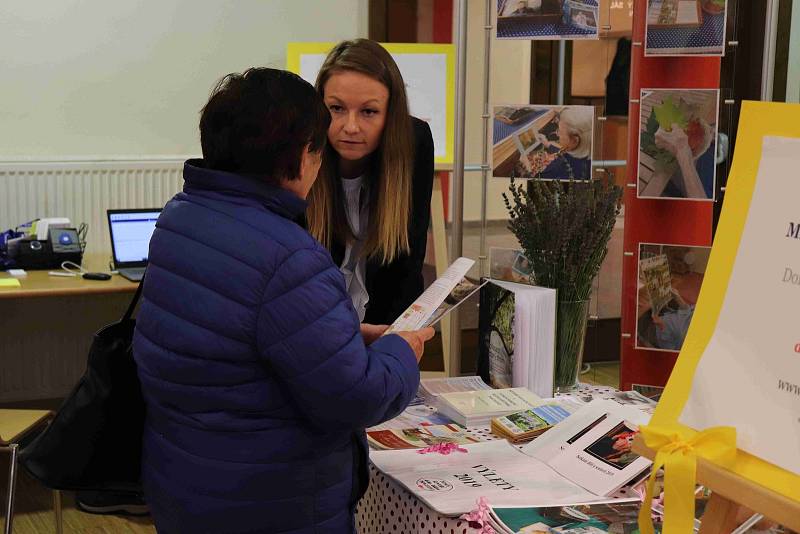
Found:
<box><xmin>0</xmin><ymin>278</ymin><xmax>22</xmax><ymax>288</ymax></box>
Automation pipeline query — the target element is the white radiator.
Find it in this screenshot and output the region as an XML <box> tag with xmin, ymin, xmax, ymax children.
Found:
<box><xmin>0</xmin><ymin>158</ymin><xmax>187</xmax><ymax>259</ymax></box>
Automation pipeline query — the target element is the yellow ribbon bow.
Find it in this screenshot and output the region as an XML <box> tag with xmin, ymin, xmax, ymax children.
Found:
<box><xmin>637</xmin><ymin>424</ymin><xmax>737</xmax><ymax>534</ymax></box>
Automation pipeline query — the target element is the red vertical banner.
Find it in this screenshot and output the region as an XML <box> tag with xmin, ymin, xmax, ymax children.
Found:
<box><xmin>619</xmin><ymin>0</ymin><xmax>721</xmax><ymax>390</ymax></box>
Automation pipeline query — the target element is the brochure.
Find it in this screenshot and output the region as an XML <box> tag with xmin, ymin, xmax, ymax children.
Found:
<box><xmin>367</xmin><ymin>424</ymin><xmax>481</xmax><ymax>450</ymax></box>
<box><xmin>491</xmin><ymin>397</ymin><xmax>585</xmax><ymax>443</ymax></box>
<box><xmin>386</xmin><ymin>257</ymin><xmax>482</xmax><ymax>334</ymax></box>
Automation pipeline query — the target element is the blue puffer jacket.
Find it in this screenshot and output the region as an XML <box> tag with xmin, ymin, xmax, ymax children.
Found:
<box><xmin>133</xmin><ymin>160</ymin><xmax>420</xmax><ymax>534</ymax></box>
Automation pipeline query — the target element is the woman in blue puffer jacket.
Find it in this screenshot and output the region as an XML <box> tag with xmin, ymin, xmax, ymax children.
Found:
<box><xmin>132</xmin><ymin>67</ymin><xmax>433</xmax><ymax>534</ymax></box>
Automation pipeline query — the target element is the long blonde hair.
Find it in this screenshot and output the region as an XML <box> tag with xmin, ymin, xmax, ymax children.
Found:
<box><xmin>306</xmin><ymin>39</ymin><xmax>414</xmax><ymax>264</ymax></box>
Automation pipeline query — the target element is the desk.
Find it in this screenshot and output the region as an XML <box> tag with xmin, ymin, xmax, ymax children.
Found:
<box><xmin>355</xmin><ymin>385</ymin><xmax>639</xmax><ymax>534</ymax></box>
<box><xmin>0</xmin><ymin>255</ymin><xmax>137</xmax><ymax>402</ymax></box>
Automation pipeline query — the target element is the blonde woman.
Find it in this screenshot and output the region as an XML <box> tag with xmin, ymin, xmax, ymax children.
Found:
<box><xmin>307</xmin><ymin>38</ymin><xmax>434</xmax><ymax>325</ymax></box>
<box><xmin>535</xmin><ymin>106</ymin><xmax>594</xmax><ymax>180</ymax></box>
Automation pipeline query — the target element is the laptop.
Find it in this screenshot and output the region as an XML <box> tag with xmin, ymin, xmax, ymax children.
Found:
<box><xmin>107</xmin><ymin>208</ymin><xmax>161</xmax><ymax>282</ymax></box>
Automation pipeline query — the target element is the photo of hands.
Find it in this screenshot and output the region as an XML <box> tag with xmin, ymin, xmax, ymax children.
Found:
<box><xmin>637</xmin><ymin>89</ymin><xmax>719</xmax><ymax>200</ymax></box>
<box><xmin>636</xmin><ymin>243</ymin><xmax>711</xmax><ymax>352</ymax></box>
<box><xmin>493</xmin><ymin>105</ymin><xmax>594</xmax><ymax>180</ymax></box>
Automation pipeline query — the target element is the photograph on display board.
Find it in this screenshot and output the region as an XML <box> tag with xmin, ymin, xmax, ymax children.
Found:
<box><xmin>489</xmin><ymin>247</ymin><xmax>534</xmax><ymax>285</ymax></box>
<box><xmin>631</xmin><ymin>383</ymin><xmax>665</xmax><ymax>402</ymax></box>
<box><xmin>644</xmin><ymin>0</ymin><xmax>728</xmax><ymax>56</ymax></box>
<box><xmin>636</xmin><ymin>243</ymin><xmax>711</xmax><ymax>352</ymax></box>
<box><xmin>637</xmin><ymin>89</ymin><xmax>719</xmax><ymax>200</ymax></box>
<box><xmin>496</xmin><ymin>0</ymin><xmax>599</xmax><ymax>40</ymax></box>
<box><xmin>492</xmin><ymin>105</ymin><xmax>594</xmax><ymax>180</ymax></box>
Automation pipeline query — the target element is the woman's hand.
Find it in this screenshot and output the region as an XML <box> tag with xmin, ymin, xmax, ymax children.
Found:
<box><xmin>360</xmin><ymin>323</ymin><xmax>389</xmax><ymax>345</ymax></box>
<box><xmin>655</xmin><ymin>123</ymin><xmax>708</xmax><ymax>199</ymax></box>
<box><xmin>535</xmin><ymin>132</ymin><xmax>551</xmax><ymax>147</ymax></box>
<box><xmin>394</xmin><ymin>327</ymin><xmax>435</xmax><ymax>363</ymax></box>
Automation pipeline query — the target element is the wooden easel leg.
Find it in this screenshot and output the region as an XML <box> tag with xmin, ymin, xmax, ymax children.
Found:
<box><xmin>697</xmin><ymin>493</ymin><xmax>742</xmax><ymax>534</ymax></box>
<box><xmin>430</xmin><ymin>173</ymin><xmax>450</xmax><ymax>377</ymax></box>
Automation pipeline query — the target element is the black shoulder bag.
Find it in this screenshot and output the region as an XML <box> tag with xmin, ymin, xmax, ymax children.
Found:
<box><xmin>20</xmin><ymin>281</ymin><xmax>146</xmax><ymax>493</ymax></box>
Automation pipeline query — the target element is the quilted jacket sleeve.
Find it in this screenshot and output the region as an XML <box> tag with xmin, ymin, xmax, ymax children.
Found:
<box><xmin>256</xmin><ymin>246</ymin><xmax>421</xmax><ymax>430</ymax></box>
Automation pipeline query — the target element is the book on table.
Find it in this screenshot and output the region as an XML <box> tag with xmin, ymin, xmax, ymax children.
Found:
<box><xmin>477</xmin><ymin>279</ymin><xmax>557</xmax><ymax>398</ymax></box>
<box><xmin>433</xmin><ymin>386</ymin><xmax>543</xmax><ymax>427</ymax></box>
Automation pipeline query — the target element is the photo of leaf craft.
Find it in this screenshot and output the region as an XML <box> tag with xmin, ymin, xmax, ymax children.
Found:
<box><xmin>638</xmin><ymin>89</ymin><xmax>719</xmax><ymax>200</ymax></box>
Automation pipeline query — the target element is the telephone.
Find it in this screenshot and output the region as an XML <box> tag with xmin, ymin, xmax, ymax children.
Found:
<box><xmin>6</xmin><ymin>218</ymin><xmax>84</xmax><ymax>269</ymax></box>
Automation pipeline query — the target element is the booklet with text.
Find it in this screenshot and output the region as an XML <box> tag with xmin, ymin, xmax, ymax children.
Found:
<box><xmin>367</xmin><ymin>424</ymin><xmax>481</xmax><ymax>450</ymax></box>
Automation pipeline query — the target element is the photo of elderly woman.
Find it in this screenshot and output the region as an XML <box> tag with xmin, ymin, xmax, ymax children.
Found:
<box><xmin>493</xmin><ymin>105</ymin><xmax>594</xmax><ymax>180</ymax></box>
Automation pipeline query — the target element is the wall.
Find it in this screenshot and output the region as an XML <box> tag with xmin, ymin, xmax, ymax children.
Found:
<box><xmin>0</xmin><ymin>0</ymin><xmax>368</xmax><ymax>159</ymax></box>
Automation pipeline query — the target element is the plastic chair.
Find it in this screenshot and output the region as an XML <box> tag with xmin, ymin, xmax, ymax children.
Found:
<box><xmin>0</xmin><ymin>409</ymin><xmax>61</xmax><ymax>534</ymax></box>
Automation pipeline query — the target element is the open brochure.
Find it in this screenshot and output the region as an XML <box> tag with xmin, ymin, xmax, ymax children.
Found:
<box><xmin>370</xmin><ymin>401</ymin><xmax>653</xmax><ymax>516</ymax></box>
<box><xmin>386</xmin><ymin>257</ymin><xmax>484</xmax><ymax>334</ymax></box>
<box><xmin>523</xmin><ymin>400</ymin><xmax>652</xmax><ymax>497</ymax></box>
<box><xmin>369</xmin><ymin>440</ymin><xmax>615</xmax><ymax>516</ymax></box>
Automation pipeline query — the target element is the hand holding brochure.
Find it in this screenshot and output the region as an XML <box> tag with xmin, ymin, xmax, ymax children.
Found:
<box><xmin>386</xmin><ymin>257</ymin><xmax>484</xmax><ymax>334</ymax></box>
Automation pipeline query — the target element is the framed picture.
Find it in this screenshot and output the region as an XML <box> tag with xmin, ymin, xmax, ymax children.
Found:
<box><xmin>635</xmin><ymin>242</ymin><xmax>711</xmax><ymax>352</ymax></box>
<box><xmin>492</xmin><ymin>104</ymin><xmax>595</xmax><ymax>180</ymax></box>
<box><xmin>637</xmin><ymin>88</ymin><xmax>719</xmax><ymax>200</ymax></box>
<box><xmin>495</xmin><ymin>0</ymin><xmax>599</xmax><ymax>40</ymax></box>
<box><xmin>645</xmin><ymin>0</ymin><xmax>728</xmax><ymax>56</ymax></box>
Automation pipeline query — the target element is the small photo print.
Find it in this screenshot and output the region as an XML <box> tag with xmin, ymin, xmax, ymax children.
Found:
<box><xmin>632</xmin><ymin>384</ymin><xmax>665</xmax><ymax>402</ymax></box>
<box><xmin>645</xmin><ymin>0</ymin><xmax>728</xmax><ymax>57</ymax></box>
<box><xmin>638</xmin><ymin>89</ymin><xmax>719</xmax><ymax>200</ymax></box>
<box><xmin>496</xmin><ymin>0</ymin><xmax>599</xmax><ymax>40</ymax></box>
<box><xmin>636</xmin><ymin>243</ymin><xmax>711</xmax><ymax>352</ymax></box>
<box><xmin>489</xmin><ymin>247</ymin><xmax>534</xmax><ymax>284</ymax></box>
<box><xmin>584</xmin><ymin>422</ymin><xmax>640</xmax><ymax>470</ymax></box>
<box><xmin>493</xmin><ymin>105</ymin><xmax>594</xmax><ymax>180</ymax></box>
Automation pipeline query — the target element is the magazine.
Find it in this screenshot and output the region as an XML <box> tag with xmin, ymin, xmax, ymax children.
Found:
<box><xmin>386</xmin><ymin>257</ymin><xmax>482</xmax><ymax>333</ymax></box>
<box><xmin>367</xmin><ymin>424</ymin><xmax>481</xmax><ymax>450</ymax></box>
<box><xmin>639</xmin><ymin>253</ymin><xmax>673</xmax><ymax>317</ymax></box>
<box><xmin>490</xmin><ymin>500</ymin><xmax>652</xmax><ymax>534</ymax></box>
<box><xmin>367</xmin><ymin>403</ymin><xmax>453</xmax><ymax>431</ymax></box>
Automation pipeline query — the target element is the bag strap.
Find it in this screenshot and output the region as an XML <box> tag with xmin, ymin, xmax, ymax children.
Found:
<box><xmin>122</xmin><ymin>272</ymin><xmax>145</xmax><ymax>322</ymax></box>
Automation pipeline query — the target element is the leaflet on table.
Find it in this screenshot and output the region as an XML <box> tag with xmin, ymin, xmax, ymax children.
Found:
<box><xmin>569</xmin><ymin>389</ymin><xmax>658</xmax><ymax>415</ymax></box>
<box><xmin>369</xmin><ymin>440</ymin><xmax>615</xmax><ymax>516</ymax></box>
<box><xmin>523</xmin><ymin>400</ymin><xmax>652</xmax><ymax>496</ymax></box>
<box><xmin>489</xmin><ymin>500</ymin><xmax>650</xmax><ymax>534</ymax></box>
<box><xmin>418</xmin><ymin>376</ymin><xmax>493</xmax><ymax>405</ymax></box>
<box><xmin>367</xmin><ymin>424</ymin><xmax>481</xmax><ymax>450</ymax></box>
<box><xmin>367</xmin><ymin>403</ymin><xmax>453</xmax><ymax>431</ymax></box>
<box><xmin>385</xmin><ymin>257</ymin><xmax>479</xmax><ymax>333</ymax></box>
<box><xmin>491</xmin><ymin>397</ymin><xmax>585</xmax><ymax>442</ymax></box>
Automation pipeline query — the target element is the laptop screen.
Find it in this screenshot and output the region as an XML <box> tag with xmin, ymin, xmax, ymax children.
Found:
<box><xmin>107</xmin><ymin>209</ymin><xmax>161</xmax><ymax>267</ymax></box>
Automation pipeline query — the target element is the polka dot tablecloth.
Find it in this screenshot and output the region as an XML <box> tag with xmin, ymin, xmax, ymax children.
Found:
<box><xmin>356</xmin><ymin>384</ymin><xmax>628</xmax><ymax>534</ymax></box>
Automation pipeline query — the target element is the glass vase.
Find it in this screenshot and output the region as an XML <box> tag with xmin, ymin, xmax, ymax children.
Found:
<box><xmin>554</xmin><ymin>299</ymin><xmax>590</xmax><ymax>392</ymax></box>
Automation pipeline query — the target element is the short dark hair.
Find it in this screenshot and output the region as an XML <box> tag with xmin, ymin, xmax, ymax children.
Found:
<box><xmin>199</xmin><ymin>67</ymin><xmax>330</xmax><ymax>181</ymax></box>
